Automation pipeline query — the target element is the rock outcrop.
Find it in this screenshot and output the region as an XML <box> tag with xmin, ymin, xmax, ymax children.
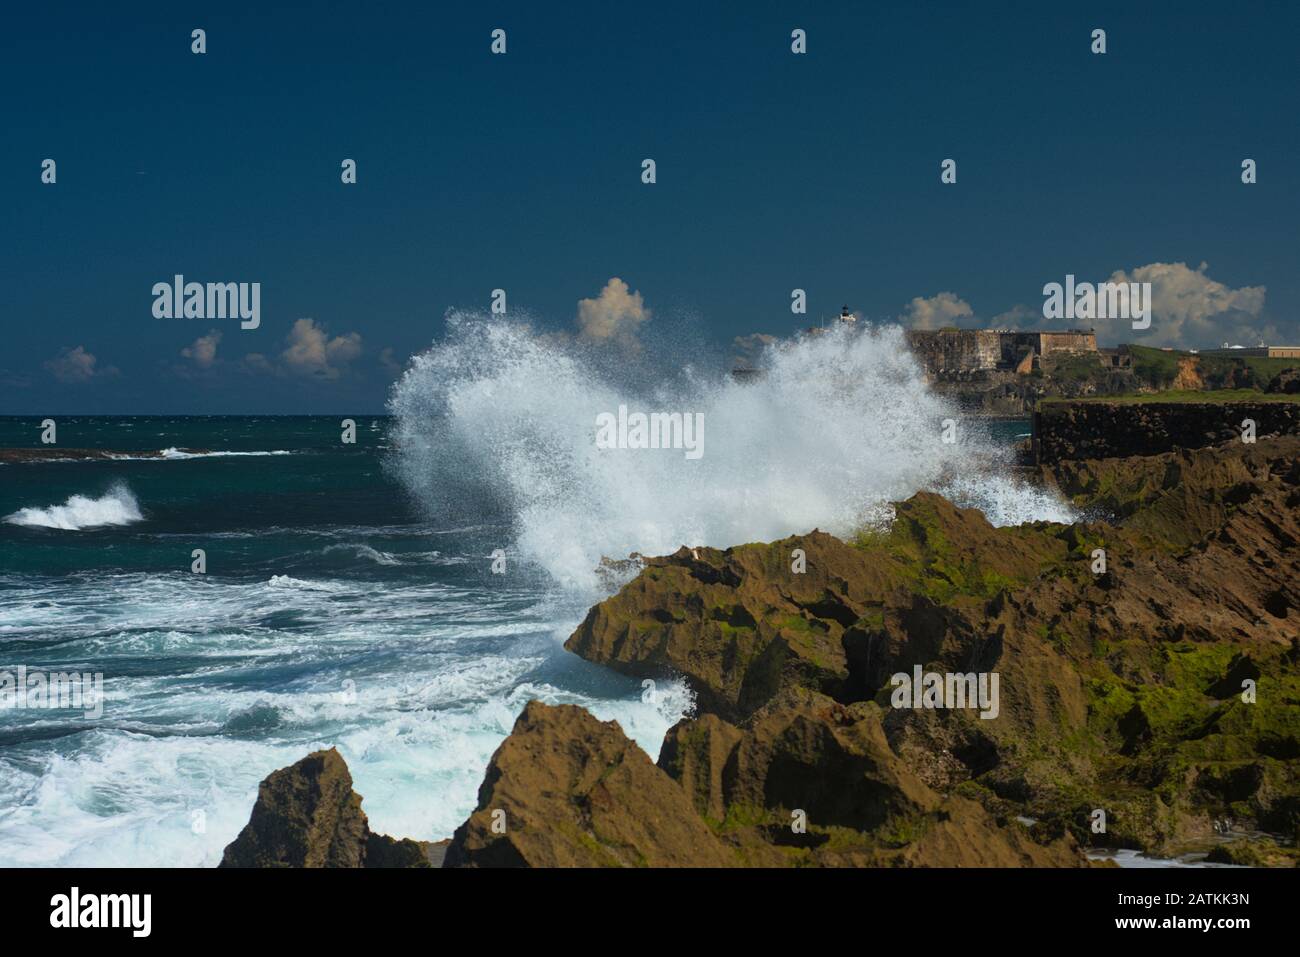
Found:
<box><xmin>437</xmin><ymin>696</ymin><xmax>1081</xmax><ymax>867</ymax></box>
<box><xmin>1266</xmin><ymin>368</ymin><xmax>1300</xmax><ymax>395</ymax></box>
<box><xmin>442</xmin><ymin>701</ymin><xmax>737</xmax><ymax>867</ymax></box>
<box><xmin>219</xmin><ymin>748</ymin><xmax>432</xmax><ymax>868</ymax></box>
<box><xmin>1033</xmin><ymin>397</ymin><xmax>1300</xmax><ymax>463</ymax></box>
<box><xmin>658</xmin><ymin>687</ymin><xmax>1084</xmax><ymax>866</ymax></box>
<box><xmin>565</xmin><ymin>435</ymin><xmax>1300</xmax><ymax>862</ymax></box>
<box><xmin>1204</xmin><ymin>836</ymin><xmax>1300</xmax><ymax>867</ymax></box>
<box><xmin>565</xmin><ymin>499</ymin><xmax>1068</xmax><ymax>723</ymax></box>
<box><xmin>226</xmin><ymin>434</ymin><xmax>1300</xmax><ymax>867</ymax></box>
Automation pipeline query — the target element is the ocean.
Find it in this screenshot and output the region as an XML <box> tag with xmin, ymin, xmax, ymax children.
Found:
<box><xmin>0</xmin><ymin>320</ymin><xmax>1065</xmax><ymax>867</ymax></box>
<box><xmin>0</xmin><ymin>415</ymin><xmax>708</xmax><ymax>866</ymax></box>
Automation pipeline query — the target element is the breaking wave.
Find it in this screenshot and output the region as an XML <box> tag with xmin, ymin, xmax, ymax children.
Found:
<box><xmin>388</xmin><ymin>312</ymin><xmax>1074</xmax><ymax>592</ymax></box>
<box><xmin>4</xmin><ymin>483</ymin><xmax>143</xmax><ymax>530</ymax></box>
<box><xmin>154</xmin><ymin>448</ymin><xmax>293</xmax><ymax>460</ymax></box>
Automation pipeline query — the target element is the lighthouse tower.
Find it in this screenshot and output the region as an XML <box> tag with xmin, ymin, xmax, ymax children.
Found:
<box><xmin>838</xmin><ymin>304</ymin><xmax>857</xmax><ymax>324</ymax></box>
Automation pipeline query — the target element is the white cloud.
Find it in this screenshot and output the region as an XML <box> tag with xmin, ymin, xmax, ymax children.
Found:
<box><xmin>238</xmin><ymin>320</ymin><xmax>364</xmax><ymax>380</ymax></box>
<box><xmin>44</xmin><ymin>346</ymin><xmax>118</xmax><ymax>384</ymax></box>
<box><xmin>932</xmin><ymin>262</ymin><xmax>1273</xmax><ymax>349</ymax></box>
<box><xmin>988</xmin><ymin>304</ymin><xmax>1039</xmax><ymax>329</ymax></box>
<box><xmin>576</xmin><ymin>277</ymin><xmax>650</xmax><ymax>348</ymax></box>
<box><xmin>900</xmin><ymin>292</ymin><xmax>974</xmax><ymax>330</ymax></box>
<box><xmin>241</xmin><ymin>352</ymin><xmax>275</xmax><ymax>375</ymax></box>
<box><xmin>1106</xmin><ymin>261</ymin><xmax>1270</xmax><ymax>348</ymax></box>
<box><xmin>181</xmin><ymin>330</ymin><xmax>222</xmax><ymax>368</ymax></box>
<box><xmin>279</xmin><ymin>319</ymin><xmax>362</xmax><ymax>379</ymax></box>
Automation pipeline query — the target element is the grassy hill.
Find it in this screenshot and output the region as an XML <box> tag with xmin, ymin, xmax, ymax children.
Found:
<box><xmin>1128</xmin><ymin>344</ymin><xmax>1297</xmax><ymax>390</ymax></box>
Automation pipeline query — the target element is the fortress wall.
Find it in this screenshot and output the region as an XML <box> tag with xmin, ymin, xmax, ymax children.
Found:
<box><xmin>907</xmin><ymin>330</ymin><xmax>1096</xmax><ymax>375</ymax></box>
<box><xmin>1038</xmin><ymin>332</ymin><xmax>1098</xmax><ymax>355</ymax></box>
<box><xmin>905</xmin><ymin>330</ymin><xmax>1001</xmax><ymax>372</ymax></box>
<box><xmin>999</xmin><ymin>333</ymin><xmax>1039</xmax><ymax>365</ymax></box>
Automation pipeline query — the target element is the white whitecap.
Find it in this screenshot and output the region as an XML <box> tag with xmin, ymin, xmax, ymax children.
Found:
<box><xmin>3</xmin><ymin>483</ymin><xmax>143</xmax><ymax>531</ymax></box>
<box><xmin>154</xmin><ymin>448</ymin><xmax>293</xmax><ymax>460</ymax></box>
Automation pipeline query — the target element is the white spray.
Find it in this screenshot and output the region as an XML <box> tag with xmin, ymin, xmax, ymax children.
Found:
<box><xmin>388</xmin><ymin>312</ymin><xmax>1073</xmax><ymax>592</ymax></box>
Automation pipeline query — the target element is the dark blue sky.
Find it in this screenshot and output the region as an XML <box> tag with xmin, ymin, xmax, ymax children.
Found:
<box><xmin>4</xmin><ymin>1</ymin><xmax>1298</xmax><ymax>413</ymax></box>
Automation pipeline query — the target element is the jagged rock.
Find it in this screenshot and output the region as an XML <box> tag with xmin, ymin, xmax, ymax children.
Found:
<box><xmin>565</xmin><ymin>436</ymin><xmax>1300</xmax><ymax>863</ymax></box>
<box><xmin>684</xmin><ymin>690</ymin><xmax>934</xmax><ymax>832</ymax></box>
<box><xmin>567</xmin><ymin>530</ymin><xmax>879</xmax><ymax>720</ymax></box>
<box><xmin>1205</xmin><ymin>837</ymin><xmax>1299</xmax><ymax>867</ymax></box>
<box><xmin>443</xmin><ymin>701</ymin><xmax>737</xmax><ymax>867</ymax></box>
<box><xmin>657</xmin><ymin>713</ymin><xmax>744</xmax><ymax>825</ymax></box>
<box><xmin>1266</xmin><ymin>368</ymin><xmax>1300</xmax><ymax>395</ymax></box>
<box><xmin>659</xmin><ymin>688</ymin><xmax>1086</xmax><ymax>866</ymax></box>
<box><xmin>1035</xmin><ymin>398</ymin><xmax>1300</xmax><ymax>463</ymax></box>
<box><xmin>365</xmin><ymin>833</ymin><xmax>438</xmax><ymax>868</ymax></box>
<box><xmin>1207</xmin><ymin>654</ymin><xmax>1262</xmax><ymax>699</ymax></box>
<box><xmin>219</xmin><ymin>748</ymin><xmax>430</xmax><ymax>868</ymax></box>
<box><xmin>893</xmin><ymin>444</ymin><xmax>1299</xmax><ymax>853</ymax></box>
<box><xmin>893</xmin><ymin>794</ymin><xmax>1085</xmax><ymax>868</ymax></box>
<box><xmin>566</xmin><ymin>497</ymin><xmax>1067</xmax><ymax>723</ymax></box>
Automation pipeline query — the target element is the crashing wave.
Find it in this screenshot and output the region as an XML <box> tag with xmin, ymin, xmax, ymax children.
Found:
<box><xmin>388</xmin><ymin>311</ymin><xmax>1074</xmax><ymax>592</ymax></box>
<box><xmin>4</xmin><ymin>483</ymin><xmax>143</xmax><ymax>530</ymax></box>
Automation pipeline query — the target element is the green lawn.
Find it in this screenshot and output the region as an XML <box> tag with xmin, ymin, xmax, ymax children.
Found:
<box><xmin>1128</xmin><ymin>345</ymin><xmax>1298</xmax><ymax>389</ymax></box>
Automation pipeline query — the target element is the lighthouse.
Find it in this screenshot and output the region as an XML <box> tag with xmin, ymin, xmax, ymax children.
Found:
<box><xmin>839</xmin><ymin>304</ymin><xmax>856</xmax><ymax>323</ymax></box>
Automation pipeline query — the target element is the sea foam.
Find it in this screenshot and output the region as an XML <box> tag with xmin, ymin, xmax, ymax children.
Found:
<box><xmin>4</xmin><ymin>483</ymin><xmax>143</xmax><ymax>530</ymax></box>
<box><xmin>388</xmin><ymin>311</ymin><xmax>1074</xmax><ymax>592</ymax></box>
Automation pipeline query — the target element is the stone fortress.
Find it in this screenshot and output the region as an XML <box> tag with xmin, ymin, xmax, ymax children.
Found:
<box><xmin>737</xmin><ymin>307</ymin><xmax>1299</xmax><ymax>415</ymax></box>
<box><xmin>904</xmin><ymin>328</ymin><xmax>1102</xmax><ymax>379</ymax></box>
<box><xmin>821</xmin><ymin>305</ymin><xmax>1108</xmax><ymax>379</ymax></box>
<box><xmin>791</xmin><ymin>309</ymin><xmax>1133</xmax><ymax>414</ymax></box>
<box><xmin>897</xmin><ymin>325</ymin><xmax>1131</xmax><ymax>415</ymax></box>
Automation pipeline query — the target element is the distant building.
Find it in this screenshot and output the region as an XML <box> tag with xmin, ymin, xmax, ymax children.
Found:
<box><xmin>1200</xmin><ymin>345</ymin><xmax>1300</xmax><ymax>359</ymax></box>
<box><xmin>1098</xmin><ymin>346</ymin><xmax>1134</xmax><ymax>369</ymax></box>
<box><xmin>732</xmin><ymin>319</ymin><xmax>1104</xmax><ymax>386</ymax></box>
<box><xmin>904</xmin><ymin>329</ymin><xmax>1097</xmax><ymax>377</ymax></box>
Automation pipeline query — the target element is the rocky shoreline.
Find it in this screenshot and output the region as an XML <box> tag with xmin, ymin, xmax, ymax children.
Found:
<box><xmin>1034</xmin><ymin>395</ymin><xmax>1300</xmax><ymax>464</ymax></box>
<box><xmin>222</xmin><ymin>434</ymin><xmax>1300</xmax><ymax>868</ymax></box>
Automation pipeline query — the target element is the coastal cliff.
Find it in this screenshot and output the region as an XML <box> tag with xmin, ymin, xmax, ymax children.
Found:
<box><xmin>224</xmin><ymin>434</ymin><xmax>1300</xmax><ymax>868</ymax></box>
<box><xmin>1034</xmin><ymin>393</ymin><xmax>1300</xmax><ymax>463</ymax></box>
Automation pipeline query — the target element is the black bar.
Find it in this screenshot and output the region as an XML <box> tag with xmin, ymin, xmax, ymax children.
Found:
<box><xmin>1</xmin><ymin>866</ymin><xmax>1288</xmax><ymax>942</ymax></box>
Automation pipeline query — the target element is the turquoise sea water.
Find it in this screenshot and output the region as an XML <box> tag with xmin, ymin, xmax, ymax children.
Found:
<box><xmin>0</xmin><ymin>415</ymin><xmax>691</xmax><ymax>866</ymax></box>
